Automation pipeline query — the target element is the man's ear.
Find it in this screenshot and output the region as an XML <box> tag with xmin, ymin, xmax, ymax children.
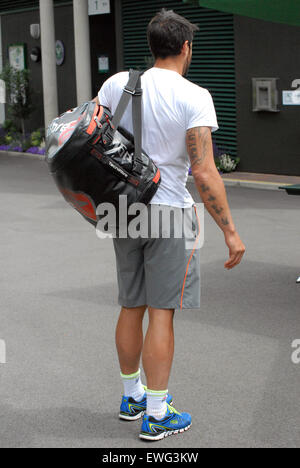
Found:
<box><xmin>181</xmin><ymin>40</ymin><xmax>190</xmax><ymax>55</ymax></box>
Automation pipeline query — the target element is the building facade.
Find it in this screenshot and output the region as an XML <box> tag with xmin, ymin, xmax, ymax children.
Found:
<box><xmin>0</xmin><ymin>0</ymin><xmax>299</xmax><ymax>176</ymax></box>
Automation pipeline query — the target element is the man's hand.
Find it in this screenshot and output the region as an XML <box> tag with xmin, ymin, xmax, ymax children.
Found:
<box><xmin>224</xmin><ymin>230</ymin><xmax>246</xmax><ymax>270</ymax></box>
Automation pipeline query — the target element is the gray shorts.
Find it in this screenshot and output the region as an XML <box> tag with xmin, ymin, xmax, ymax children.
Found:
<box><xmin>113</xmin><ymin>204</ymin><xmax>201</xmax><ymax>310</ymax></box>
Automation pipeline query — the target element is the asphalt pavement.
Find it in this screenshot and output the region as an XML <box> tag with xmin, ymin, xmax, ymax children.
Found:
<box><xmin>0</xmin><ymin>153</ymin><xmax>299</xmax><ymax>448</ymax></box>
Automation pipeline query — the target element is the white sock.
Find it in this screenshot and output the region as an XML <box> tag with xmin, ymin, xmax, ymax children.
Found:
<box><xmin>146</xmin><ymin>389</ymin><xmax>168</xmax><ymax>420</ymax></box>
<box><xmin>120</xmin><ymin>369</ymin><xmax>145</xmax><ymax>402</ymax></box>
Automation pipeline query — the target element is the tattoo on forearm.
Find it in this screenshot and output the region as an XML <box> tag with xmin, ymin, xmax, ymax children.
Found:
<box><xmin>186</xmin><ymin>127</ymin><xmax>211</xmax><ymax>168</ymax></box>
<box><xmin>212</xmin><ymin>204</ymin><xmax>224</xmax><ymax>215</ymax></box>
<box><xmin>199</xmin><ymin>182</ymin><xmax>230</xmax><ymax>227</ymax></box>
<box><xmin>221</xmin><ymin>217</ymin><xmax>229</xmax><ymax>226</ymax></box>
<box><xmin>200</xmin><ymin>183</ymin><xmax>210</xmax><ymax>193</ymax></box>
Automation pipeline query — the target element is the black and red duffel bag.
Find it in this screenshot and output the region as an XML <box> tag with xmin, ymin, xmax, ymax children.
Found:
<box><xmin>45</xmin><ymin>70</ymin><xmax>161</xmax><ymax>228</ymax></box>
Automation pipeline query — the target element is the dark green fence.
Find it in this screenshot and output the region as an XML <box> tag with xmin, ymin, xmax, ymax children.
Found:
<box><xmin>122</xmin><ymin>0</ymin><xmax>237</xmax><ymax>155</ymax></box>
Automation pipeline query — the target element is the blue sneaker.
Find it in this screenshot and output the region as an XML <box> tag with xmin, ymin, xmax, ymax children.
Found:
<box><xmin>139</xmin><ymin>403</ymin><xmax>192</xmax><ymax>441</ymax></box>
<box><xmin>119</xmin><ymin>387</ymin><xmax>173</xmax><ymax>421</ymax></box>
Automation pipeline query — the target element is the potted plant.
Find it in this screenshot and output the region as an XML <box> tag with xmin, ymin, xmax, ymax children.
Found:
<box><xmin>215</xmin><ymin>154</ymin><xmax>240</xmax><ymax>173</ymax></box>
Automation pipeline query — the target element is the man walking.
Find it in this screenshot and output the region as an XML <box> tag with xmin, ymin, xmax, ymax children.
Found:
<box><xmin>97</xmin><ymin>9</ymin><xmax>245</xmax><ymax>441</ymax></box>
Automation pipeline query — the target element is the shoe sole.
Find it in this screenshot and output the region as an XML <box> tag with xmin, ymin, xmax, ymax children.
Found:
<box><xmin>119</xmin><ymin>401</ymin><xmax>173</xmax><ymax>422</ymax></box>
<box><xmin>119</xmin><ymin>411</ymin><xmax>145</xmax><ymax>421</ymax></box>
<box><xmin>139</xmin><ymin>423</ymin><xmax>192</xmax><ymax>441</ymax></box>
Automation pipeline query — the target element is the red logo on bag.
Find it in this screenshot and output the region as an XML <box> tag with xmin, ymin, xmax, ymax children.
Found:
<box><xmin>58</xmin><ymin>114</ymin><xmax>85</xmax><ymax>146</ymax></box>
<box><xmin>60</xmin><ymin>188</ymin><xmax>97</xmax><ymax>222</ymax></box>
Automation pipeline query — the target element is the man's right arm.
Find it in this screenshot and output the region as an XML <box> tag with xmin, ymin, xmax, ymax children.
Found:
<box><xmin>186</xmin><ymin>126</ymin><xmax>245</xmax><ymax>269</ymax></box>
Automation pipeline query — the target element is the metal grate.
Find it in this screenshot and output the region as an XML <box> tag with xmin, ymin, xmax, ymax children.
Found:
<box><xmin>122</xmin><ymin>0</ymin><xmax>237</xmax><ymax>156</ymax></box>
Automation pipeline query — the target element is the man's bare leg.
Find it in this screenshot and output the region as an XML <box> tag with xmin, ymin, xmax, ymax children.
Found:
<box><xmin>115</xmin><ymin>305</ymin><xmax>147</xmax><ymax>375</ymax></box>
<box><xmin>142</xmin><ymin>307</ymin><xmax>175</xmax><ymax>390</ymax></box>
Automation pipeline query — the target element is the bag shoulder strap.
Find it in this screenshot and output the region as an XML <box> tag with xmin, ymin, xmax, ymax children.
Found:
<box><xmin>111</xmin><ymin>70</ymin><xmax>142</xmax><ymax>131</ymax></box>
<box><xmin>109</xmin><ymin>70</ymin><xmax>143</xmax><ymax>163</ymax></box>
<box><xmin>132</xmin><ymin>73</ymin><xmax>143</xmax><ymax>164</ymax></box>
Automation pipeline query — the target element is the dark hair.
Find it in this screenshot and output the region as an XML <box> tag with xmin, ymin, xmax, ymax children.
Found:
<box><xmin>147</xmin><ymin>9</ymin><xmax>199</xmax><ymax>60</ymax></box>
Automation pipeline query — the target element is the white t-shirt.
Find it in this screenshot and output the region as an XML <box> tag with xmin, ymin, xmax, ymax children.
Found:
<box><xmin>98</xmin><ymin>67</ymin><xmax>218</xmax><ymax>208</ymax></box>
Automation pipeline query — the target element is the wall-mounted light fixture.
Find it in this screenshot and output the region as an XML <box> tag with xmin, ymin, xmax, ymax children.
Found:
<box><xmin>30</xmin><ymin>24</ymin><xmax>40</xmax><ymax>40</ymax></box>
<box><xmin>30</xmin><ymin>47</ymin><xmax>41</xmax><ymax>63</ymax></box>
